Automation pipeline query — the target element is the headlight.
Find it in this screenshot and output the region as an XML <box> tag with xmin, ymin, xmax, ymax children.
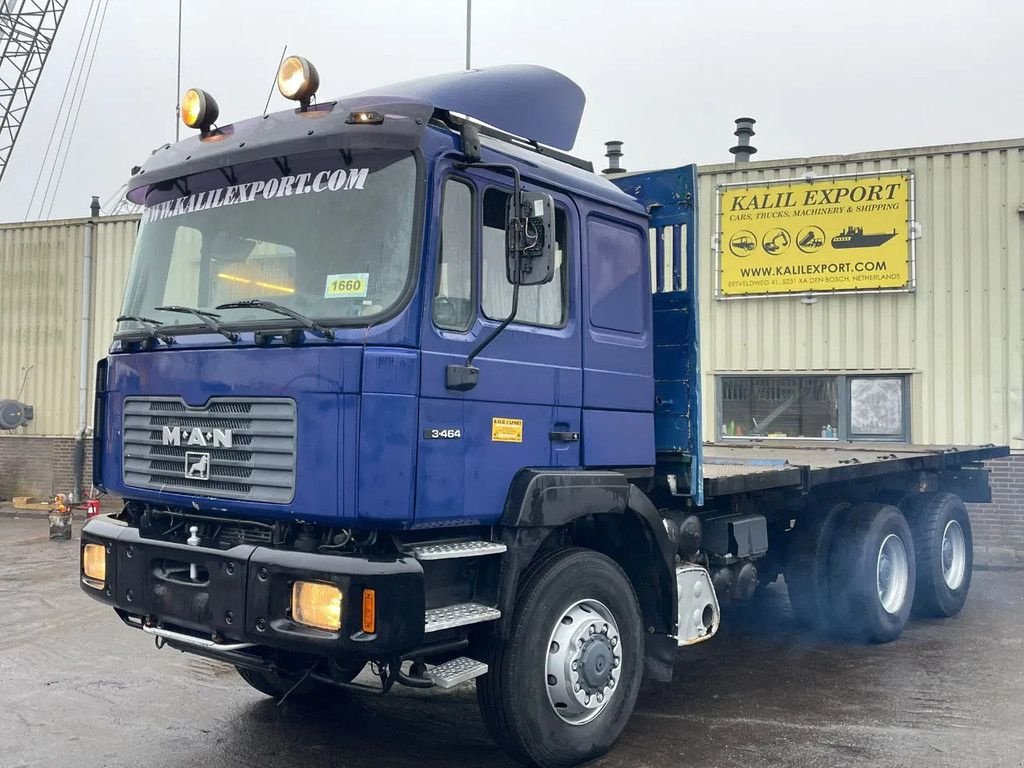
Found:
<box><xmin>181</xmin><ymin>88</ymin><xmax>219</xmax><ymax>132</ymax></box>
<box><xmin>277</xmin><ymin>55</ymin><xmax>319</xmax><ymax>105</ymax></box>
<box><xmin>291</xmin><ymin>581</ymin><xmax>342</xmax><ymax>631</ymax></box>
<box><xmin>82</xmin><ymin>543</ymin><xmax>106</xmax><ymax>588</ymax></box>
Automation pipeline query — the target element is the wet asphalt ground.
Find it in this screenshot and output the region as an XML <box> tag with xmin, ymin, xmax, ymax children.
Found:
<box><xmin>2</xmin><ymin>515</ymin><xmax>1023</xmax><ymax>768</ymax></box>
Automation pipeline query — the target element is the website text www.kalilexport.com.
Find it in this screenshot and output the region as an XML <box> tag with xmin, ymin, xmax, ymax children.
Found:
<box><xmin>738</xmin><ymin>261</ymin><xmax>887</xmax><ymax>278</ymax></box>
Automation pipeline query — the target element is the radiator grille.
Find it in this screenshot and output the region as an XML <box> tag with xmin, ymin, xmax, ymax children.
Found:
<box><xmin>123</xmin><ymin>397</ymin><xmax>296</xmax><ymax>504</ymax></box>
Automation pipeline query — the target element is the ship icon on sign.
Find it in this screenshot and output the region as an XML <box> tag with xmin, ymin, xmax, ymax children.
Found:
<box><xmin>831</xmin><ymin>226</ymin><xmax>897</xmax><ymax>249</ymax></box>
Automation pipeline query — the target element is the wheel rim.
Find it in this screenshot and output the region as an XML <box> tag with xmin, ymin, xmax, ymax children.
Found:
<box><xmin>941</xmin><ymin>520</ymin><xmax>967</xmax><ymax>590</ymax></box>
<box><xmin>545</xmin><ymin>599</ymin><xmax>621</xmax><ymax>726</ymax></box>
<box><xmin>876</xmin><ymin>533</ymin><xmax>909</xmax><ymax>614</ymax></box>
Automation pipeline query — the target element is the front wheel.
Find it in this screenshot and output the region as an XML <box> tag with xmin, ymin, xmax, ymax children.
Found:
<box><xmin>477</xmin><ymin>548</ymin><xmax>644</xmax><ymax>768</ymax></box>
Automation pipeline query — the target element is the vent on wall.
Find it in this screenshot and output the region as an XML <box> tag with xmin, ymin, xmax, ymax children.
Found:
<box><xmin>0</xmin><ymin>400</ymin><xmax>34</xmax><ymax>430</ymax></box>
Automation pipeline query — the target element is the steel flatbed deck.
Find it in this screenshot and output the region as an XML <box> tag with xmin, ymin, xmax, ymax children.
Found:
<box><xmin>701</xmin><ymin>442</ymin><xmax>1010</xmax><ymax>498</ymax></box>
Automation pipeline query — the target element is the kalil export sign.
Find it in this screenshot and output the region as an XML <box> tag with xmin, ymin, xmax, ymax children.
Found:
<box><xmin>716</xmin><ymin>171</ymin><xmax>914</xmax><ymax>297</ymax></box>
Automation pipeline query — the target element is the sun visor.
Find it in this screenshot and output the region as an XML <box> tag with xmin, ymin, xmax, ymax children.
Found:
<box><xmin>346</xmin><ymin>65</ymin><xmax>586</xmax><ymax>151</ymax></box>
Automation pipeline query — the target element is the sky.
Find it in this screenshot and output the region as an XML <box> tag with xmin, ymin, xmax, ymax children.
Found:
<box><xmin>1</xmin><ymin>0</ymin><xmax>1021</xmax><ymax>222</ymax></box>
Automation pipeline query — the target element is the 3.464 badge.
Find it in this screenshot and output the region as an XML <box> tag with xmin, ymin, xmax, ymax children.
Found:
<box><xmin>423</xmin><ymin>428</ymin><xmax>462</xmax><ymax>440</ymax></box>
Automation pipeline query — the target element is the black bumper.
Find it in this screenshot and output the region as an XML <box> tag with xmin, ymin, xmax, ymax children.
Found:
<box><xmin>80</xmin><ymin>516</ymin><xmax>425</xmax><ymax>656</ymax></box>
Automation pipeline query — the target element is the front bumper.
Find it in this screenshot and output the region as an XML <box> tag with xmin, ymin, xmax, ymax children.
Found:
<box><xmin>79</xmin><ymin>516</ymin><xmax>425</xmax><ymax>656</ymax></box>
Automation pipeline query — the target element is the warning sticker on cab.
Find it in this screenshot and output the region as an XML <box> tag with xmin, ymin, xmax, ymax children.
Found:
<box><xmin>491</xmin><ymin>417</ymin><xmax>523</xmax><ymax>443</ymax></box>
<box><xmin>324</xmin><ymin>273</ymin><xmax>369</xmax><ymax>298</ymax></box>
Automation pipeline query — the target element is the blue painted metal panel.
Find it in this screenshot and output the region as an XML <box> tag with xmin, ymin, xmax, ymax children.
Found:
<box><xmin>358</xmin><ymin>348</ymin><xmax>420</xmax><ymax>525</ymax></box>
<box><xmin>578</xmin><ymin>201</ymin><xmax>654</xmax><ymax>467</ymax></box>
<box><xmin>350</xmin><ymin>65</ymin><xmax>585</xmax><ymax>151</ymax></box>
<box><xmin>102</xmin><ymin>345</ymin><xmax>364</xmax><ymax>522</ymax></box>
<box><xmin>582</xmin><ymin>409</ymin><xmax>655</xmax><ymax>467</ymax></box>
<box><xmin>611</xmin><ymin>166</ymin><xmax>703</xmax><ymax>504</ymax></box>
<box><xmin>358</xmin><ymin>393</ymin><xmax>418</xmax><ymax>524</ymax></box>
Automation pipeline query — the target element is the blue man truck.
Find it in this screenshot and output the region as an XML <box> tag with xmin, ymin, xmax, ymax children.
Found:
<box><xmin>80</xmin><ymin>62</ymin><xmax>1007</xmax><ymax>768</ymax></box>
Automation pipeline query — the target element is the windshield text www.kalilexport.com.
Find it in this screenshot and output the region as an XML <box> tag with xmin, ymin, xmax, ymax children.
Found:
<box><xmin>141</xmin><ymin>168</ymin><xmax>370</xmax><ymax>223</ymax></box>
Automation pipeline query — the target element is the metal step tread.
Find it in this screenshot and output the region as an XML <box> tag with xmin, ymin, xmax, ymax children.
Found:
<box><xmin>429</xmin><ymin>656</ymin><xmax>488</xmax><ymax>689</ymax></box>
<box><xmin>410</xmin><ymin>540</ymin><xmax>507</xmax><ymax>561</ymax></box>
<box><xmin>424</xmin><ymin>602</ymin><xmax>501</xmax><ymax>633</ymax></box>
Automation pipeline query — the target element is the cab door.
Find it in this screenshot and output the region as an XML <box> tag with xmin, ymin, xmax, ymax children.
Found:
<box><xmin>416</xmin><ymin>164</ymin><xmax>582</xmax><ymax>526</ymax></box>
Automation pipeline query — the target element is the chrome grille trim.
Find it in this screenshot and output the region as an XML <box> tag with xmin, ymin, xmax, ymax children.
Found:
<box><xmin>122</xmin><ymin>397</ymin><xmax>297</xmax><ymax>503</ymax></box>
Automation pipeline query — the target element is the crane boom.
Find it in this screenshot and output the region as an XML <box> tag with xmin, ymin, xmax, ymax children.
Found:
<box><xmin>0</xmin><ymin>0</ymin><xmax>68</xmax><ymax>184</ymax></box>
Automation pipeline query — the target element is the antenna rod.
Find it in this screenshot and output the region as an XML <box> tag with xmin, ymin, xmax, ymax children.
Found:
<box><xmin>465</xmin><ymin>0</ymin><xmax>472</xmax><ymax>70</ymax></box>
<box><xmin>264</xmin><ymin>44</ymin><xmax>288</xmax><ymax>114</ymax></box>
<box><xmin>175</xmin><ymin>0</ymin><xmax>182</xmax><ymax>141</ymax></box>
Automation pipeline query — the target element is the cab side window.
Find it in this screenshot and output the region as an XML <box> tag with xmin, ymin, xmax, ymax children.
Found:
<box><xmin>481</xmin><ymin>188</ymin><xmax>567</xmax><ymax>328</ymax></box>
<box><xmin>432</xmin><ymin>179</ymin><xmax>474</xmax><ymax>331</ymax></box>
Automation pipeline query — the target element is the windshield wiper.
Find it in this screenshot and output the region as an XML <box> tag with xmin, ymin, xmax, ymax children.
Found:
<box><xmin>215</xmin><ymin>299</ymin><xmax>336</xmax><ymax>341</ymax></box>
<box><xmin>154</xmin><ymin>305</ymin><xmax>240</xmax><ymax>343</ymax></box>
<box><xmin>116</xmin><ymin>314</ymin><xmax>175</xmax><ymax>346</ymax></box>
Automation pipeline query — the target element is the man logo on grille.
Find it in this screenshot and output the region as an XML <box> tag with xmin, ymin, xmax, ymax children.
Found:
<box><xmin>162</xmin><ymin>426</ymin><xmax>233</xmax><ymax>449</ymax></box>
<box><xmin>185</xmin><ymin>452</ymin><xmax>210</xmax><ymax>481</ymax></box>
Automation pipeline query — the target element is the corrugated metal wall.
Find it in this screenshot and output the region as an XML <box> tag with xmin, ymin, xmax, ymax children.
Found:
<box><xmin>0</xmin><ymin>215</ymin><xmax>139</xmax><ymax>437</ymax></box>
<box><xmin>697</xmin><ymin>139</ymin><xmax>1024</xmax><ymax>448</ymax></box>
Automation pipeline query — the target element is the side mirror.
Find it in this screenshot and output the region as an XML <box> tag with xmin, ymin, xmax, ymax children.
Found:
<box><xmin>505</xmin><ymin>191</ymin><xmax>555</xmax><ymax>286</ymax></box>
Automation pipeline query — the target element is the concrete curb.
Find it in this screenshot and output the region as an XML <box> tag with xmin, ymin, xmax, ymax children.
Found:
<box><xmin>0</xmin><ymin>506</ymin><xmax>51</xmax><ymax>519</ymax></box>
<box><xmin>974</xmin><ymin>546</ymin><xmax>1024</xmax><ymax>571</ymax></box>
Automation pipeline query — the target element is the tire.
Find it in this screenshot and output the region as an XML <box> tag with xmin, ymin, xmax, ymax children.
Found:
<box><xmin>902</xmin><ymin>492</ymin><xmax>973</xmax><ymax>618</ymax></box>
<box><xmin>235</xmin><ymin>657</ymin><xmax>364</xmax><ymax>699</ymax></box>
<box><xmin>785</xmin><ymin>501</ymin><xmax>851</xmax><ymax>630</ymax></box>
<box><xmin>828</xmin><ymin>503</ymin><xmax>916</xmax><ymax>643</ymax></box>
<box><xmin>476</xmin><ymin>547</ymin><xmax>644</xmax><ymax>768</ymax></box>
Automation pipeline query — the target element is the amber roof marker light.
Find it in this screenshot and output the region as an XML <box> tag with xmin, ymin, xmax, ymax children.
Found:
<box><xmin>277</xmin><ymin>55</ymin><xmax>320</xmax><ymax>109</ymax></box>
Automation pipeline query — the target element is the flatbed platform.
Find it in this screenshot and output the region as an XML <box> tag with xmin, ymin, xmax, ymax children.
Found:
<box><xmin>701</xmin><ymin>442</ymin><xmax>1010</xmax><ymax>498</ymax></box>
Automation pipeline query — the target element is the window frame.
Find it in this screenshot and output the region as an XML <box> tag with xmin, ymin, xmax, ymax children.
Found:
<box><xmin>846</xmin><ymin>375</ymin><xmax>911</xmax><ymax>441</ymax></box>
<box><xmin>478</xmin><ymin>183</ymin><xmax>570</xmax><ymax>331</ymax></box>
<box><xmin>431</xmin><ymin>174</ymin><xmax>477</xmax><ymax>333</ymax></box>
<box><xmin>715</xmin><ymin>373</ymin><xmax>911</xmax><ymax>443</ymax></box>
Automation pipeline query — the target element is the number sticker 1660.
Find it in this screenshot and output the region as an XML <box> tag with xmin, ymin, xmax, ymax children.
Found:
<box><xmin>324</xmin><ymin>272</ymin><xmax>369</xmax><ymax>298</ymax></box>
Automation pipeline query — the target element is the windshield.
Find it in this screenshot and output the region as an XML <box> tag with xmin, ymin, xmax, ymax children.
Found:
<box><xmin>119</xmin><ymin>150</ymin><xmax>418</xmax><ymax>333</ymax></box>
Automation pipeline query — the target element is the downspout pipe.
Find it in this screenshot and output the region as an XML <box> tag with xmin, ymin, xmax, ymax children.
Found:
<box><xmin>72</xmin><ymin>196</ymin><xmax>99</xmax><ymax>502</ymax></box>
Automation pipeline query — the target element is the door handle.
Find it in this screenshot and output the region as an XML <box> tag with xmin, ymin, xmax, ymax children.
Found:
<box><xmin>549</xmin><ymin>430</ymin><xmax>580</xmax><ymax>442</ymax></box>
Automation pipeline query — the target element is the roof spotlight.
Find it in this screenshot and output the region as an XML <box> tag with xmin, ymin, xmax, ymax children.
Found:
<box><xmin>180</xmin><ymin>88</ymin><xmax>219</xmax><ymax>134</ymax></box>
<box><xmin>277</xmin><ymin>55</ymin><xmax>320</xmax><ymax>107</ymax></box>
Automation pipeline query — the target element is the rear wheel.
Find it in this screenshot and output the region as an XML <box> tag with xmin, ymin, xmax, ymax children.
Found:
<box><xmin>477</xmin><ymin>548</ymin><xmax>644</xmax><ymax>768</ymax></box>
<box><xmin>828</xmin><ymin>503</ymin><xmax>916</xmax><ymax>643</ymax></box>
<box><xmin>902</xmin><ymin>492</ymin><xmax>973</xmax><ymax>617</ymax></box>
<box><xmin>785</xmin><ymin>501</ymin><xmax>851</xmax><ymax>630</ymax></box>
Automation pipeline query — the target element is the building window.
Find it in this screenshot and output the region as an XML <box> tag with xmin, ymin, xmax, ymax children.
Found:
<box><xmin>481</xmin><ymin>188</ymin><xmax>567</xmax><ymax>328</ymax></box>
<box><xmin>718</xmin><ymin>374</ymin><xmax>909</xmax><ymax>441</ymax></box>
<box><xmin>849</xmin><ymin>377</ymin><xmax>906</xmax><ymax>438</ymax></box>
